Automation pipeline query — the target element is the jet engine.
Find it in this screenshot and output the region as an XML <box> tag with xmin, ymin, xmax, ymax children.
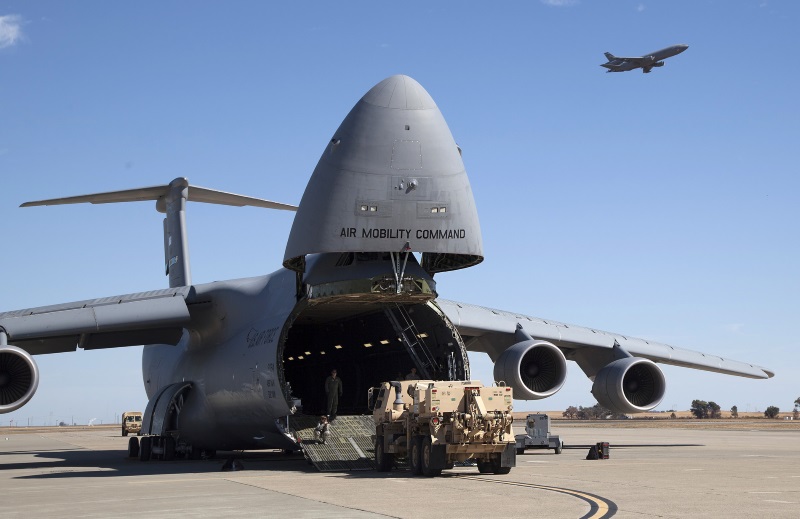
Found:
<box><xmin>0</xmin><ymin>346</ymin><xmax>40</xmax><ymax>413</ymax></box>
<box><xmin>493</xmin><ymin>340</ymin><xmax>567</xmax><ymax>400</ymax></box>
<box><xmin>653</xmin><ymin>61</ymin><xmax>665</xmax><ymax>67</ymax></box>
<box><xmin>591</xmin><ymin>357</ymin><xmax>665</xmax><ymax>414</ymax></box>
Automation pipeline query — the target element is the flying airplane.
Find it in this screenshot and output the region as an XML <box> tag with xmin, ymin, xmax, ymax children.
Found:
<box><xmin>601</xmin><ymin>44</ymin><xmax>689</xmax><ymax>73</ymax></box>
<box><xmin>0</xmin><ymin>75</ymin><xmax>771</xmax><ymax>460</ymax></box>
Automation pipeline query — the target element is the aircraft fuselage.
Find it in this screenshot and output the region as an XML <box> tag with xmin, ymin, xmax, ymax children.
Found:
<box><xmin>142</xmin><ymin>253</ymin><xmax>471</xmax><ymax>451</ymax></box>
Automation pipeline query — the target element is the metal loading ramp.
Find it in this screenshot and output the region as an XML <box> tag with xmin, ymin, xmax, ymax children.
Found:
<box><xmin>290</xmin><ymin>415</ymin><xmax>377</xmax><ymax>471</ymax></box>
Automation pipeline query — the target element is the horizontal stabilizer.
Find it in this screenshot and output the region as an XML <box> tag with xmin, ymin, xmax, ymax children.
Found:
<box><xmin>21</xmin><ymin>177</ymin><xmax>297</xmax><ymax>212</ymax></box>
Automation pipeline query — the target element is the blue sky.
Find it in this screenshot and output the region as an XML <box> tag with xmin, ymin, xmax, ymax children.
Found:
<box><xmin>1</xmin><ymin>1</ymin><xmax>797</xmax><ymax>425</ymax></box>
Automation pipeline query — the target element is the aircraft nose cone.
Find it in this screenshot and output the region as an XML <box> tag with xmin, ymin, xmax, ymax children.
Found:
<box><xmin>361</xmin><ymin>75</ymin><xmax>437</xmax><ymax>110</ymax></box>
<box><xmin>283</xmin><ymin>75</ymin><xmax>484</xmax><ymax>273</ymax></box>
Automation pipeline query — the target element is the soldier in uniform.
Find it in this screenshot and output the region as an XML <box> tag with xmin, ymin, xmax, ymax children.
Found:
<box><xmin>325</xmin><ymin>369</ymin><xmax>343</xmax><ymax>420</ymax></box>
<box><xmin>314</xmin><ymin>415</ymin><xmax>330</xmax><ymax>445</ymax></box>
<box><xmin>405</xmin><ymin>366</ymin><xmax>419</xmax><ymax>380</ymax></box>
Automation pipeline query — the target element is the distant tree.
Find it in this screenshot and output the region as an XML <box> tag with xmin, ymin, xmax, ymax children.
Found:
<box><xmin>691</xmin><ymin>400</ymin><xmax>709</xmax><ymax>419</ymax></box>
<box><xmin>730</xmin><ymin>405</ymin><xmax>738</xmax><ymax>418</ymax></box>
<box><xmin>574</xmin><ymin>404</ymin><xmax>611</xmax><ymax>420</ymax></box>
<box><xmin>563</xmin><ymin>406</ymin><xmax>578</xmax><ymax>419</ymax></box>
<box><xmin>670</xmin><ymin>412</ymin><xmax>677</xmax><ymax>419</ymax></box>
<box><xmin>764</xmin><ymin>406</ymin><xmax>780</xmax><ymax>419</ymax></box>
<box><xmin>690</xmin><ymin>400</ymin><xmax>723</xmax><ymax>419</ymax></box>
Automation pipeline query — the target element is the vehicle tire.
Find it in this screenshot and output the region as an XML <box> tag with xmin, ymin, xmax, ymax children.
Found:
<box><xmin>163</xmin><ymin>437</ymin><xmax>176</xmax><ymax>461</ymax></box>
<box><xmin>555</xmin><ymin>444</ymin><xmax>562</xmax><ymax>455</ymax></box>
<box><xmin>421</xmin><ymin>436</ymin><xmax>442</xmax><ymax>477</ymax></box>
<box><xmin>516</xmin><ymin>447</ymin><xmax>524</xmax><ymax>455</ymax></box>
<box><xmin>409</xmin><ymin>436</ymin><xmax>423</xmax><ymax>475</ymax></box>
<box><xmin>139</xmin><ymin>436</ymin><xmax>152</xmax><ymax>462</ymax></box>
<box><xmin>477</xmin><ymin>459</ymin><xmax>491</xmax><ymax>474</ymax></box>
<box><xmin>491</xmin><ymin>454</ymin><xmax>511</xmax><ymax>475</ymax></box>
<box><xmin>122</xmin><ymin>428</ymin><xmax>128</xmax><ymax>437</ymax></box>
<box><xmin>375</xmin><ymin>435</ymin><xmax>393</xmax><ymax>472</ymax></box>
<box><xmin>127</xmin><ymin>437</ymin><xmax>140</xmax><ymax>458</ymax></box>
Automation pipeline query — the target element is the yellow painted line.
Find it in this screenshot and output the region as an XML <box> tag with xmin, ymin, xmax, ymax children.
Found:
<box><xmin>461</xmin><ymin>476</ymin><xmax>616</xmax><ymax>519</ymax></box>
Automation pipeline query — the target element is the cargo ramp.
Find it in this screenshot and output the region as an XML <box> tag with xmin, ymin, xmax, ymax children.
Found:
<box><xmin>290</xmin><ymin>415</ymin><xmax>378</xmax><ymax>472</ymax></box>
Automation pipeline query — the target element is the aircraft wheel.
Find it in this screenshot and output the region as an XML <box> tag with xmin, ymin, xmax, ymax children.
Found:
<box><xmin>409</xmin><ymin>436</ymin><xmax>423</xmax><ymax>475</ymax></box>
<box><xmin>139</xmin><ymin>436</ymin><xmax>152</xmax><ymax>462</ymax></box>
<box><xmin>421</xmin><ymin>436</ymin><xmax>442</xmax><ymax>477</ymax></box>
<box><xmin>127</xmin><ymin>437</ymin><xmax>140</xmax><ymax>458</ymax></box>
<box><xmin>375</xmin><ymin>435</ymin><xmax>393</xmax><ymax>472</ymax></box>
<box><xmin>163</xmin><ymin>437</ymin><xmax>176</xmax><ymax>461</ymax></box>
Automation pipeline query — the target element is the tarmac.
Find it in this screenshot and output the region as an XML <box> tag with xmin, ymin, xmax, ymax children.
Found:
<box><xmin>1</xmin><ymin>423</ymin><xmax>798</xmax><ymax>518</ymax></box>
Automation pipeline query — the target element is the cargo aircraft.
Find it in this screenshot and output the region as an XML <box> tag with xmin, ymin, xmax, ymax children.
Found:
<box><xmin>601</xmin><ymin>44</ymin><xmax>689</xmax><ymax>73</ymax></box>
<box><xmin>0</xmin><ymin>75</ymin><xmax>771</xmax><ymax>459</ymax></box>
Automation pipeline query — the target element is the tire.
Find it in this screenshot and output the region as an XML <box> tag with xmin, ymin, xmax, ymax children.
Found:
<box><xmin>477</xmin><ymin>460</ymin><xmax>492</xmax><ymax>474</ymax></box>
<box><xmin>421</xmin><ymin>436</ymin><xmax>442</xmax><ymax>477</ymax></box>
<box><xmin>409</xmin><ymin>436</ymin><xmax>423</xmax><ymax>475</ymax></box>
<box><xmin>375</xmin><ymin>435</ymin><xmax>393</xmax><ymax>472</ymax></box>
<box><xmin>122</xmin><ymin>428</ymin><xmax>128</xmax><ymax>437</ymax></box>
<box><xmin>139</xmin><ymin>436</ymin><xmax>152</xmax><ymax>462</ymax></box>
<box><xmin>163</xmin><ymin>437</ymin><xmax>176</xmax><ymax>461</ymax></box>
<box><xmin>516</xmin><ymin>447</ymin><xmax>524</xmax><ymax>455</ymax></box>
<box><xmin>491</xmin><ymin>454</ymin><xmax>511</xmax><ymax>475</ymax></box>
<box><xmin>127</xmin><ymin>437</ymin><xmax>140</xmax><ymax>458</ymax></box>
<box><xmin>555</xmin><ymin>445</ymin><xmax>562</xmax><ymax>455</ymax></box>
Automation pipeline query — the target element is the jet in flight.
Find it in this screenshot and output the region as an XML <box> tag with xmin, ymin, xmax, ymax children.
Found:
<box><xmin>601</xmin><ymin>44</ymin><xmax>689</xmax><ymax>73</ymax></box>
<box><xmin>0</xmin><ymin>75</ymin><xmax>770</xmax><ymax>460</ymax></box>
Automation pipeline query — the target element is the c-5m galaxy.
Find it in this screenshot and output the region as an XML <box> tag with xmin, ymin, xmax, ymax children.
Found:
<box><xmin>601</xmin><ymin>44</ymin><xmax>689</xmax><ymax>73</ymax></box>
<box><xmin>0</xmin><ymin>75</ymin><xmax>771</xmax><ymax>458</ymax></box>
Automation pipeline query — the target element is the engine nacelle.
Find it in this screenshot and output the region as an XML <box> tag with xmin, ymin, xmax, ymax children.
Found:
<box><xmin>493</xmin><ymin>340</ymin><xmax>567</xmax><ymax>400</ymax></box>
<box><xmin>653</xmin><ymin>61</ymin><xmax>665</xmax><ymax>67</ymax></box>
<box><xmin>591</xmin><ymin>357</ymin><xmax>665</xmax><ymax>414</ymax></box>
<box><xmin>0</xmin><ymin>346</ymin><xmax>40</xmax><ymax>413</ymax></box>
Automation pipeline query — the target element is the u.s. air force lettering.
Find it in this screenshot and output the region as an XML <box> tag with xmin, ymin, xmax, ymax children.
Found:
<box><xmin>340</xmin><ymin>227</ymin><xmax>466</xmax><ymax>240</ymax></box>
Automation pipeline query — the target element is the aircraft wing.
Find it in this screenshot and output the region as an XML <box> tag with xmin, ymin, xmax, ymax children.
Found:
<box><xmin>436</xmin><ymin>299</ymin><xmax>773</xmax><ymax>380</ymax></box>
<box><xmin>0</xmin><ymin>287</ymin><xmax>191</xmax><ymax>355</ymax></box>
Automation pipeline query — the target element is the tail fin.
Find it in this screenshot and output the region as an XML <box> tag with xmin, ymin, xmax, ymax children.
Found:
<box><xmin>604</xmin><ymin>52</ymin><xmax>616</xmax><ymax>61</ymax></box>
<box><xmin>21</xmin><ymin>178</ymin><xmax>297</xmax><ymax>288</ymax></box>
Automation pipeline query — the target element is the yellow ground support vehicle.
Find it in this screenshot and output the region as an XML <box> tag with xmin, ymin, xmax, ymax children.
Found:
<box><xmin>372</xmin><ymin>380</ymin><xmax>515</xmax><ymax>477</ymax></box>
<box><xmin>122</xmin><ymin>411</ymin><xmax>143</xmax><ymax>436</ymax></box>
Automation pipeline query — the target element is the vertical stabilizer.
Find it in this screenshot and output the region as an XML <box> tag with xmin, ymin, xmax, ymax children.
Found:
<box><xmin>159</xmin><ymin>178</ymin><xmax>192</xmax><ymax>287</ymax></box>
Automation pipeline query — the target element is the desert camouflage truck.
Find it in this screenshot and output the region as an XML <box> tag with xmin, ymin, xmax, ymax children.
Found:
<box><xmin>122</xmin><ymin>411</ymin><xmax>143</xmax><ymax>436</ymax></box>
<box><xmin>372</xmin><ymin>380</ymin><xmax>516</xmax><ymax>477</ymax></box>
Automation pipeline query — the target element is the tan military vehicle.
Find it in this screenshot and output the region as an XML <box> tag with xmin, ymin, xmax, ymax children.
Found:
<box><xmin>121</xmin><ymin>411</ymin><xmax>143</xmax><ymax>436</ymax></box>
<box><xmin>372</xmin><ymin>380</ymin><xmax>515</xmax><ymax>477</ymax></box>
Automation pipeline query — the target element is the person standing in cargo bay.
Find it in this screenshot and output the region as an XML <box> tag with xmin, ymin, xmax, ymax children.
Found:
<box><xmin>325</xmin><ymin>369</ymin><xmax>343</xmax><ymax>420</ymax></box>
